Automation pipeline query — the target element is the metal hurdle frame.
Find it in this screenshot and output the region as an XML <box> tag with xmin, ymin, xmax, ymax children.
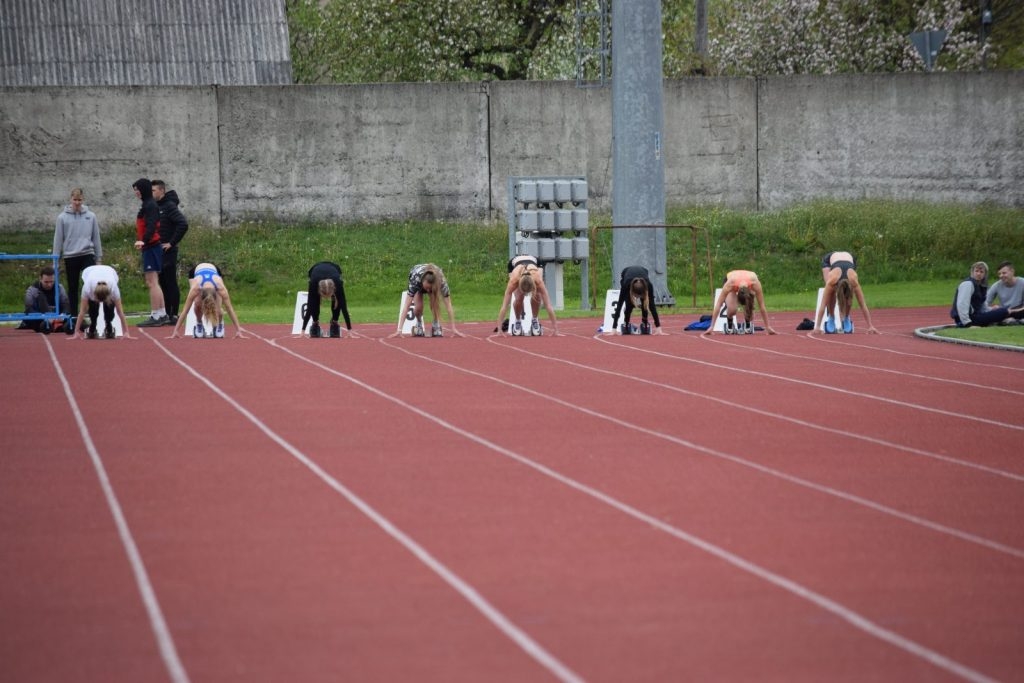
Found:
<box><xmin>0</xmin><ymin>253</ymin><xmax>70</xmax><ymax>326</ymax></box>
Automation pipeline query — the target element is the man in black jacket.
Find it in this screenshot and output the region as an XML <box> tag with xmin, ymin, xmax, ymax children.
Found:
<box><xmin>153</xmin><ymin>180</ymin><xmax>189</xmax><ymax>324</ymax></box>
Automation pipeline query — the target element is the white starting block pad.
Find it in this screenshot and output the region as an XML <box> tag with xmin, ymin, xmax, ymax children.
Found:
<box><xmin>398</xmin><ymin>293</ymin><xmax>418</xmax><ymax>335</ymax></box>
<box><xmin>711</xmin><ymin>288</ymin><xmax>732</xmax><ymax>332</ymax></box>
<box><xmin>814</xmin><ymin>287</ymin><xmax>842</xmax><ymax>332</ymax></box>
<box><xmin>291</xmin><ymin>291</ymin><xmax>309</xmax><ymax>334</ymax></box>
<box><xmin>600</xmin><ymin>289</ymin><xmax>621</xmax><ymax>332</ymax></box>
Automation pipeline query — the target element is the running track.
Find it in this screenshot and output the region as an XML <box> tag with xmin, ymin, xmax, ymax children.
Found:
<box><xmin>2</xmin><ymin>307</ymin><xmax>1022</xmax><ymax>682</ymax></box>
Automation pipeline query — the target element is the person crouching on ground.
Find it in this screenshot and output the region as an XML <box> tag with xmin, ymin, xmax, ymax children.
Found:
<box><xmin>301</xmin><ymin>261</ymin><xmax>353</xmax><ymax>338</ymax></box>
<box><xmin>20</xmin><ymin>265</ymin><xmax>71</xmax><ymax>333</ymax></box>
<box><xmin>390</xmin><ymin>263</ymin><xmax>463</xmax><ymax>338</ymax></box>
<box><xmin>703</xmin><ymin>269</ymin><xmax>777</xmax><ymax>336</ymax></box>
<box><xmin>604</xmin><ymin>265</ymin><xmax>665</xmax><ymax>335</ymax></box>
<box><xmin>71</xmin><ymin>264</ymin><xmax>132</xmax><ymax>340</ymax></box>
<box><xmin>168</xmin><ymin>263</ymin><xmax>246</xmax><ymax>339</ymax></box>
<box><xmin>493</xmin><ymin>254</ymin><xmax>559</xmax><ymax>336</ymax></box>
<box><xmin>812</xmin><ymin>251</ymin><xmax>879</xmax><ymax>334</ymax></box>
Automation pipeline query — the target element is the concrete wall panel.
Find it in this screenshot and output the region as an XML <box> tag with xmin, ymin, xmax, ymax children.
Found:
<box><xmin>0</xmin><ymin>86</ymin><xmax>220</xmax><ymax>229</ymax></box>
<box><xmin>757</xmin><ymin>72</ymin><xmax>1024</xmax><ymax>209</ymax></box>
<box><xmin>216</xmin><ymin>84</ymin><xmax>490</xmax><ymax>222</ymax></box>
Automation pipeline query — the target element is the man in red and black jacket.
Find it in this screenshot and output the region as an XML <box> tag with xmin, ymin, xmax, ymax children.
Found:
<box><xmin>132</xmin><ymin>178</ymin><xmax>168</xmax><ymax>327</ymax></box>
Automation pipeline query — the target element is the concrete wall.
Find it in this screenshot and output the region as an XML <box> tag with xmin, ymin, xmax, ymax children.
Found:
<box><xmin>0</xmin><ymin>71</ymin><xmax>1021</xmax><ymax>231</ymax></box>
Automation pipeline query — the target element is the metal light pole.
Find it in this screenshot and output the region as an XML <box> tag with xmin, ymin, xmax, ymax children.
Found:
<box><xmin>610</xmin><ymin>0</ymin><xmax>674</xmax><ymax>305</ymax></box>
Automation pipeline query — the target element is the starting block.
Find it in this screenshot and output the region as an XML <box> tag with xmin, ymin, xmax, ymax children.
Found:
<box><xmin>510</xmin><ymin>292</ymin><xmax>538</xmax><ymax>335</ymax></box>
<box><xmin>398</xmin><ymin>293</ymin><xmax>418</xmax><ymax>335</ymax></box>
<box><xmin>814</xmin><ymin>287</ymin><xmax>842</xmax><ymax>332</ymax></box>
<box><xmin>183</xmin><ymin>306</ymin><xmax>220</xmax><ymax>337</ymax></box>
<box><xmin>106</xmin><ymin>309</ymin><xmax>124</xmax><ymax>337</ymax></box>
<box><xmin>291</xmin><ymin>291</ymin><xmax>309</xmax><ymax>334</ymax></box>
<box><xmin>711</xmin><ymin>287</ymin><xmax>756</xmax><ymax>333</ymax></box>
<box><xmin>600</xmin><ymin>290</ymin><xmax>621</xmax><ymax>332</ymax></box>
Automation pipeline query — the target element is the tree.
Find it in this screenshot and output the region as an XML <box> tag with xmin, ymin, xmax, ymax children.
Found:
<box><xmin>705</xmin><ymin>0</ymin><xmax>987</xmax><ymax>75</ymax></box>
<box><xmin>287</xmin><ymin>0</ymin><xmax>580</xmax><ymax>83</ymax></box>
<box><xmin>286</xmin><ymin>0</ymin><xmax>1024</xmax><ymax>83</ymax></box>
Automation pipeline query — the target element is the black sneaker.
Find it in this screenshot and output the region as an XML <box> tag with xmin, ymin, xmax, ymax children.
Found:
<box><xmin>639</xmin><ymin>322</ymin><xmax>651</xmax><ymax>335</ymax></box>
<box><xmin>309</xmin><ymin>322</ymin><xmax>322</xmax><ymax>338</ymax></box>
<box><xmin>137</xmin><ymin>315</ymin><xmax>167</xmax><ymax>327</ymax></box>
<box><xmin>329</xmin><ymin>321</ymin><xmax>341</xmax><ymax>338</ymax></box>
<box><xmin>86</xmin><ymin>327</ymin><xmax>98</xmax><ymax>339</ymax></box>
<box><xmin>163</xmin><ymin>315</ymin><xmax>178</xmax><ymax>326</ymax></box>
<box><xmin>104</xmin><ymin>325</ymin><xmax>115</xmax><ymax>339</ymax></box>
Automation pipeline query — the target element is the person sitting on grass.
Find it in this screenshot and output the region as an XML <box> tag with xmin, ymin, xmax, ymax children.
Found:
<box><xmin>71</xmin><ymin>264</ymin><xmax>132</xmax><ymax>340</ymax></box>
<box><xmin>390</xmin><ymin>263</ymin><xmax>463</xmax><ymax>338</ymax></box>
<box><xmin>168</xmin><ymin>262</ymin><xmax>246</xmax><ymax>339</ymax></box>
<box><xmin>812</xmin><ymin>251</ymin><xmax>879</xmax><ymax>334</ymax></box>
<box><xmin>493</xmin><ymin>254</ymin><xmax>559</xmax><ymax>336</ymax></box>
<box><xmin>301</xmin><ymin>261</ymin><xmax>353</xmax><ymax>338</ymax></box>
<box><xmin>703</xmin><ymin>269</ymin><xmax>777</xmax><ymax>336</ymax></box>
<box><xmin>605</xmin><ymin>265</ymin><xmax>665</xmax><ymax>335</ymax></box>
<box><xmin>950</xmin><ymin>261</ymin><xmax>1020</xmax><ymax>328</ymax></box>
<box><xmin>985</xmin><ymin>261</ymin><xmax>1024</xmax><ymax>319</ymax></box>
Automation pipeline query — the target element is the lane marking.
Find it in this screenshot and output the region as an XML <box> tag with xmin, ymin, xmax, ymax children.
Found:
<box><xmin>44</xmin><ymin>338</ymin><xmax>190</xmax><ymax>683</ymax></box>
<box><xmin>256</xmin><ymin>333</ymin><xmax>1000</xmax><ymax>683</ymax></box>
<box><xmin>146</xmin><ymin>333</ymin><xmax>586</xmax><ymax>683</ymax></box>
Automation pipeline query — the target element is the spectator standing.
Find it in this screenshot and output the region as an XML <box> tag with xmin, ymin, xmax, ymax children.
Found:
<box><xmin>132</xmin><ymin>178</ymin><xmax>168</xmax><ymax>326</ymax></box>
<box><xmin>152</xmin><ymin>180</ymin><xmax>189</xmax><ymax>325</ymax></box>
<box><xmin>19</xmin><ymin>265</ymin><xmax>71</xmax><ymax>332</ymax></box>
<box><xmin>52</xmin><ymin>187</ymin><xmax>102</xmax><ymax>310</ymax></box>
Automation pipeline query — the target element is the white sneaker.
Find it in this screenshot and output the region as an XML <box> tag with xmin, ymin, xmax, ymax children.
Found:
<box><xmin>511</xmin><ymin>320</ymin><xmax>524</xmax><ymax>336</ymax></box>
<box><xmin>193</xmin><ymin>323</ymin><xmax>205</xmax><ymax>338</ymax></box>
<box><xmin>214</xmin><ymin>322</ymin><xmax>224</xmax><ymax>338</ymax></box>
<box><xmin>530</xmin><ymin>319</ymin><xmax>541</xmax><ymax>336</ymax></box>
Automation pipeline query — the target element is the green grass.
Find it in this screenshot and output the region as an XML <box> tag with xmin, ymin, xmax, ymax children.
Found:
<box><xmin>3</xmin><ymin>200</ymin><xmax>1022</xmax><ymax>331</ymax></box>
<box><xmin>932</xmin><ymin>324</ymin><xmax>1024</xmax><ymax>348</ymax></box>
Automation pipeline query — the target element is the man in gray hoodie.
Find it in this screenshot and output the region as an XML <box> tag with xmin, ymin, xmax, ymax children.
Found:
<box><xmin>52</xmin><ymin>187</ymin><xmax>102</xmax><ymax>309</ymax></box>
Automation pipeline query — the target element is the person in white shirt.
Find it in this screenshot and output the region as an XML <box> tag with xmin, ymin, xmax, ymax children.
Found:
<box><xmin>72</xmin><ymin>264</ymin><xmax>132</xmax><ymax>340</ymax></box>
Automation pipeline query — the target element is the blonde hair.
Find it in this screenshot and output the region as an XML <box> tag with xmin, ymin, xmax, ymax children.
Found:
<box><xmin>70</xmin><ymin>187</ymin><xmax>84</xmax><ymax>200</ymax></box>
<box><xmin>200</xmin><ymin>288</ymin><xmax>220</xmax><ymax>325</ymax></box>
<box><xmin>94</xmin><ymin>283</ymin><xmax>110</xmax><ymax>303</ymax></box>
<box><xmin>518</xmin><ymin>270</ymin><xmax>536</xmax><ymax>296</ymax></box>
<box><xmin>318</xmin><ymin>278</ymin><xmax>337</xmax><ymax>307</ymax></box>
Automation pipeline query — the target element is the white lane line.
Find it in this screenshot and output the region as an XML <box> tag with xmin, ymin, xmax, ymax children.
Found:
<box><xmin>44</xmin><ymin>338</ymin><xmax>190</xmax><ymax>683</ymax></box>
<box><xmin>505</xmin><ymin>335</ymin><xmax>1024</xmax><ymax>482</ymax></box>
<box><xmin>264</xmin><ymin>334</ymin><xmax>999</xmax><ymax>683</ymax></box>
<box><xmin>605</xmin><ymin>335</ymin><xmax>1024</xmax><ymax>431</ymax></box>
<box><xmin>148</xmin><ymin>334</ymin><xmax>586</xmax><ymax>683</ymax></box>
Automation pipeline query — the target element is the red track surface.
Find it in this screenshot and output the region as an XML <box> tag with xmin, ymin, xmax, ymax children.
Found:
<box><xmin>2</xmin><ymin>307</ymin><xmax>1022</xmax><ymax>683</ymax></box>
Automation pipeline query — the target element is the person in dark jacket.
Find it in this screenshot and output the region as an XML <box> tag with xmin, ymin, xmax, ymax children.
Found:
<box><xmin>606</xmin><ymin>265</ymin><xmax>665</xmax><ymax>335</ymax></box>
<box><xmin>132</xmin><ymin>178</ymin><xmax>167</xmax><ymax>327</ymax></box>
<box><xmin>301</xmin><ymin>261</ymin><xmax>353</xmax><ymax>338</ymax></box>
<box><xmin>950</xmin><ymin>261</ymin><xmax>1016</xmax><ymax>327</ymax></box>
<box><xmin>153</xmin><ymin>180</ymin><xmax>189</xmax><ymax>324</ymax></box>
<box><xmin>52</xmin><ymin>187</ymin><xmax>102</xmax><ymax>310</ymax></box>
<box><xmin>19</xmin><ymin>265</ymin><xmax>70</xmax><ymax>332</ymax></box>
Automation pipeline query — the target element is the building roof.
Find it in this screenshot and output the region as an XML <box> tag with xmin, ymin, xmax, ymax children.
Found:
<box><xmin>0</xmin><ymin>0</ymin><xmax>292</xmax><ymax>86</ymax></box>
